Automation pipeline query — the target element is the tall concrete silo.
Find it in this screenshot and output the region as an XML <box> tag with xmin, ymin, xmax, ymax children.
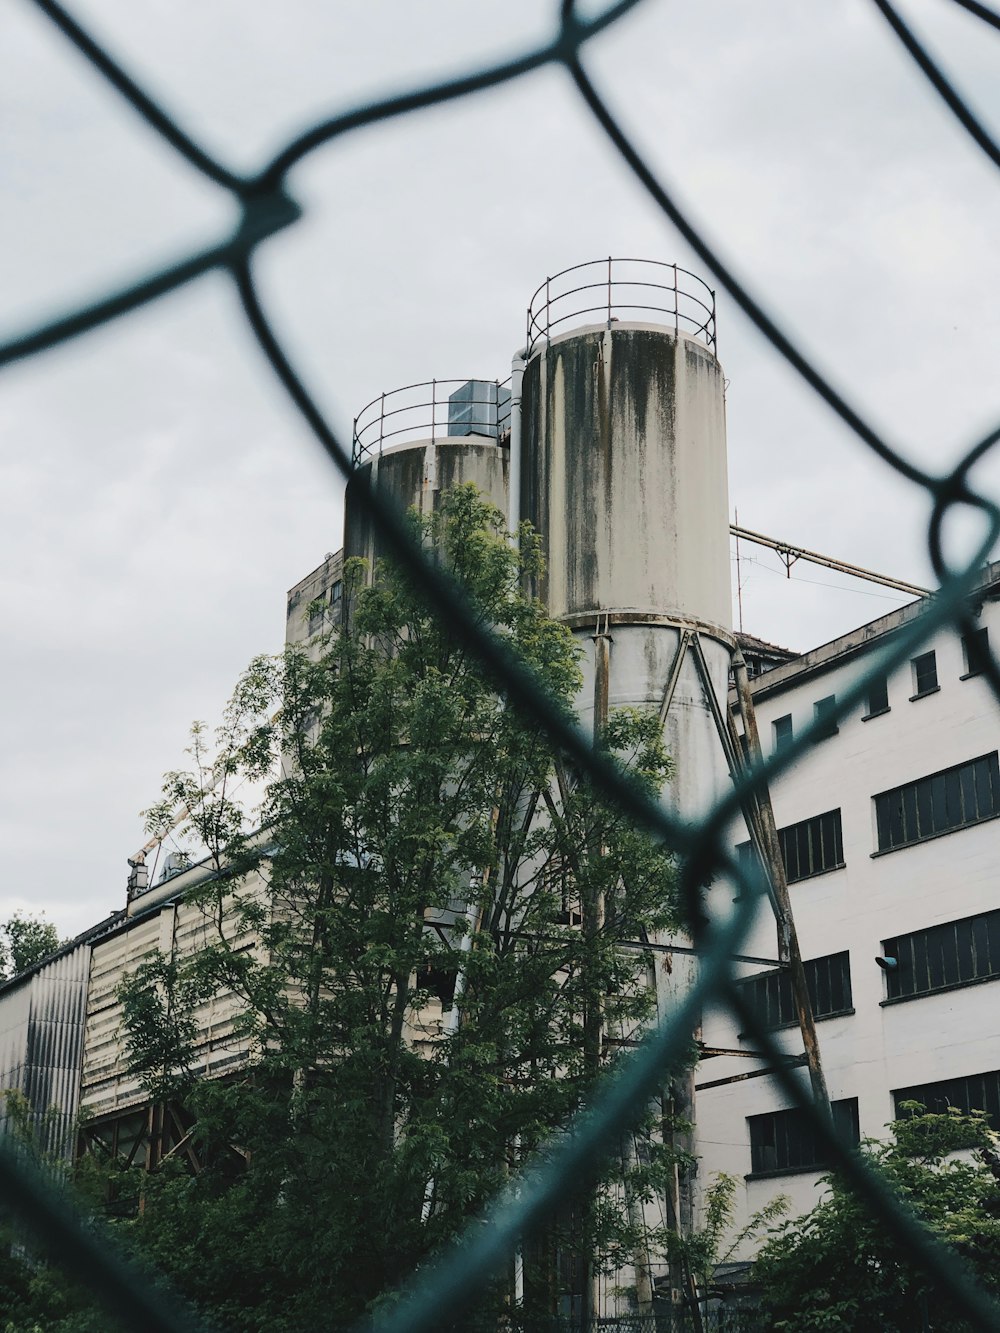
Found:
<box><xmin>519</xmin><ymin>260</ymin><xmax>733</xmax><ymax>823</ymax></box>
<box><xmin>517</xmin><ymin>261</ymin><xmax>737</xmax><ymax>1308</ymax></box>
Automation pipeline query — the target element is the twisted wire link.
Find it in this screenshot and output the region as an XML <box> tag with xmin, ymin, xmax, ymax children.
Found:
<box><xmin>3</xmin><ymin>0</ymin><xmax>1000</xmax><ymax>1328</ymax></box>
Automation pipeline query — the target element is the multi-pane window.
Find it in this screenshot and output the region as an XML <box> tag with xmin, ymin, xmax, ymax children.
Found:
<box><xmin>911</xmin><ymin>650</ymin><xmax>938</xmax><ymax>698</ymax></box>
<box><xmin>864</xmin><ymin>672</ymin><xmax>889</xmax><ymax>719</ymax></box>
<box><xmin>748</xmin><ymin>1099</ymin><xmax>859</xmax><ymax>1176</ymax></box>
<box><xmin>742</xmin><ymin>952</ymin><xmax>852</xmax><ymax>1029</ymax></box>
<box><xmin>813</xmin><ymin>695</ymin><xmax>838</xmax><ymax>739</ymax></box>
<box><xmin>962</xmin><ymin>627</ymin><xmax>990</xmax><ymax>678</ymax></box>
<box><xmin>893</xmin><ymin>1070</ymin><xmax>1000</xmax><ymax>1131</ymax></box>
<box><xmin>874</xmin><ymin>753</ymin><xmax>1000</xmax><ymax>852</ymax></box>
<box><xmin>883</xmin><ymin>909</ymin><xmax>1000</xmax><ymax>1001</ymax></box>
<box><xmin>737</xmin><ymin>809</ymin><xmax>844</xmax><ymax>885</ymax></box>
<box><xmin>778</xmin><ymin>810</ymin><xmax>844</xmax><ymax>882</ymax></box>
<box><xmin>772</xmin><ymin>714</ymin><xmax>793</xmax><ymax>753</ymax></box>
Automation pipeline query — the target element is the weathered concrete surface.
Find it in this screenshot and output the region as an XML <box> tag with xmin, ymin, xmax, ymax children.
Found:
<box><xmin>522</xmin><ymin>323</ymin><xmax>730</xmax><ymax>632</ymax></box>
<box><xmin>345</xmin><ymin>437</ymin><xmax>509</xmax><ymax>576</ymax></box>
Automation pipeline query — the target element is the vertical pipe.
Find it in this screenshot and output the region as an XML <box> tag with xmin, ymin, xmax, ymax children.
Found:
<box><xmin>606</xmin><ymin>256</ymin><xmax>612</xmax><ymax>328</ymax></box>
<box><xmin>508</xmin><ymin>351</ymin><xmax>525</xmax><ymax>542</ymax></box>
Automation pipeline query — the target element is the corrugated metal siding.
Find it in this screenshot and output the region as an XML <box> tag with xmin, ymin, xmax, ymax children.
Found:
<box><xmin>81</xmin><ymin>876</ymin><xmax>266</xmax><ymax>1118</ymax></box>
<box><xmin>0</xmin><ymin>941</ymin><xmax>92</xmax><ymax>1159</ymax></box>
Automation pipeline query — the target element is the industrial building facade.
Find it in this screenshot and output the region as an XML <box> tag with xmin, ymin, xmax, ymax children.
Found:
<box><xmin>2</xmin><ymin>257</ymin><xmax>998</xmax><ymax>1309</ymax></box>
<box><xmin>700</xmin><ymin>565</ymin><xmax>1000</xmax><ymax>1256</ymax></box>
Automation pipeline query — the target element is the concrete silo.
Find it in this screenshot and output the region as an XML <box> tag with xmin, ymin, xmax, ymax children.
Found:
<box><xmin>519</xmin><ymin>259</ymin><xmax>733</xmax><ymax>823</ymax></box>
<box><xmin>345</xmin><ymin>378</ymin><xmax>510</xmax><ymax>574</ymax></box>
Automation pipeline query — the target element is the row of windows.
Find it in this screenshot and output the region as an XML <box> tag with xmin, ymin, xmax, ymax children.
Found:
<box><xmin>748</xmin><ymin>1069</ymin><xmax>1000</xmax><ymax>1177</ymax></box>
<box><xmin>741</xmin><ymin>908</ymin><xmax>1000</xmax><ymax>1035</ymax></box>
<box><xmin>738</xmin><ymin>753</ymin><xmax>1000</xmax><ymax>885</ymax></box>
<box><xmin>748</xmin><ymin>1099</ymin><xmax>860</xmax><ymax>1176</ymax></box>
<box><xmin>770</xmin><ymin>628</ymin><xmax>990</xmax><ymax>751</ymax></box>
<box><xmin>737</xmin><ymin>808</ymin><xmax>844</xmax><ymax>884</ymax></box>
<box><xmin>740</xmin><ymin>951</ymin><xmax>852</xmax><ymax>1030</ymax></box>
<box><xmin>883</xmin><ymin>907</ymin><xmax>1000</xmax><ymax>1001</ymax></box>
<box><xmin>874</xmin><ymin>752</ymin><xmax>1000</xmax><ymax>852</ymax></box>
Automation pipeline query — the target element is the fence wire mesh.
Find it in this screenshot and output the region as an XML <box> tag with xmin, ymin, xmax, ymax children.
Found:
<box><xmin>3</xmin><ymin>0</ymin><xmax>1000</xmax><ymax>1329</ymax></box>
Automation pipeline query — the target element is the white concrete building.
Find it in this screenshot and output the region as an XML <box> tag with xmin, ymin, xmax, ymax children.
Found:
<box><xmin>699</xmin><ymin>562</ymin><xmax>1000</xmax><ymax>1257</ymax></box>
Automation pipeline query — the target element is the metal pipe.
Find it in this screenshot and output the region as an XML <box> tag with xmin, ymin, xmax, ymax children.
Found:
<box><xmin>730</xmin><ymin>523</ymin><xmax>930</xmax><ymax>598</ymax></box>
<box><xmin>508</xmin><ymin>350</ymin><xmax>525</xmax><ymax>542</ymax></box>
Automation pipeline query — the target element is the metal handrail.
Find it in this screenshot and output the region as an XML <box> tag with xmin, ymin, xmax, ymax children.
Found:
<box><xmin>525</xmin><ymin>257</ymin><xmax>717</xmax><ymax>356</ymax></box>
<box><xmin>352</xmin><ymin>377</ymin><xmax>512</xmax><ymax>467</ymax></box>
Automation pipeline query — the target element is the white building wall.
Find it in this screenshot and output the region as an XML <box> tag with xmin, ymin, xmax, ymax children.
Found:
<box><xmin>697</xmin><ymin>577</ymin><xmax>1000</xmax><ymax>1258</ymax></box>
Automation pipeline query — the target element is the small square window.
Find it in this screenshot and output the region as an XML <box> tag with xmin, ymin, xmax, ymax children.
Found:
<box><xmin>864</xmin><ymin>673</ymin><xmax>889</xmax><ymax>719</ymax></box>
<box><xmin>962</xmin><ymin>628</ymin><xmax>989</xmax><ymax>679</ymax></box>
<box><xmin>814</xmin><ymin>695</ymin><xmax>838</xmax><ymax>739</ymax></box>
<box><xmin>773</xmin><ymin>715</ymin><xmax>793</xmax><ymax>753</ymax></box>
<box><xmin>911</xmin><ymin>651</ymin><xmax>938</xmax><ymax>699</ymax></box>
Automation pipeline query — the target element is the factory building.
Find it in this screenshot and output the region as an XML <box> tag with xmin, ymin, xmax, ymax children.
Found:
<box><xmin>2</xmin><ymin>257</ymin><xmax>997</xmax><ymax>1308</ymax></box>
<box><xmin>699</xmin><ymin>564</ymin><xmax>1000</xmax><ymax>1258</ymax></box>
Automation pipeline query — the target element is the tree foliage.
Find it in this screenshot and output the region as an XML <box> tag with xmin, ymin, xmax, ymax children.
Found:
<box><xmin>753</xmin><ymin>1107</ymin><xmax>1000</xmax><ymax>1331</ymax></box>
<box><xmin>111</xmin><ymin>487</ymin><xmax>685</xmax><ymax>1329</ymax></box>
<box><xmin>0</xmin><ymin>913</ymin><xmax>61</xmax><ymax>982</ymax></box>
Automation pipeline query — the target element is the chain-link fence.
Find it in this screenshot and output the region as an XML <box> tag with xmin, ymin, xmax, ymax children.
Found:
<box><xmin>3</xmin><ymin>0</ymin><xmax>1000</xmax><ymax>1330</ymax></box>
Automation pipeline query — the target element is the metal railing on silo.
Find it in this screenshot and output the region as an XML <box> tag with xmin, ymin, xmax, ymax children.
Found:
<box><xmin>525</xmin><ymin>258</ymin><xmax>717</xmax><ymax>358</ymax></box>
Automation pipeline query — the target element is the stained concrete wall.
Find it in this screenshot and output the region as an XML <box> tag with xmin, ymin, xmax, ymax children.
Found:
<box><xmin>345</xmin><ymin>437</ymin><xmax>509</xmax><ymax>577</ymax></box>
<box><xmin>522</xmin><ymin>323</ymin><xmax>730</xmax><ymax>632</ymax></box>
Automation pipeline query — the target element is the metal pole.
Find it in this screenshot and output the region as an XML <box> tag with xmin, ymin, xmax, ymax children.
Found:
<box><xmin>607</xmin><ymin>255</ymin><xmax>612</xmax><ymax>328</ymax></box>
<box><xmin>731</xmin><ymin>652</ymin><xmax>832</xmax><ymax>1116</ymax></box>
<box><xmin>431</xmin><ymin>378</ymin><xmax>436</xmax><ymax>443</ymax></box>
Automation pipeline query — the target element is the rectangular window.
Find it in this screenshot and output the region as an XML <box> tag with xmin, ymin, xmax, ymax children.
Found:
<box><xmin>911</xmin><ymin>650</ymin><xmax>938</xmax><ymax>698</ymax></box>
<box><xmin>813</xmin><ymin>695</ymin><xmax>838</xmax><ymax>738</ymax></box>
<box><xmin>893</xmin><ymin>1070</ymin><xmax>1000</xmax><ymax>1131</ymax></box>
<box><xmin>874</xmin><ymin>753</ymin><xmax>1000</xmax><ymax>852</ymax></box>
<box><xmin>772</xmin><ymin>714</ymin><xmax>793</xmax><ymax>753</ymax></box>
<box><xmin>736</xmin><ymin>809</ymin><xmax>844</xmax><ymax>885</ymax></box>
<box><xmin>962</xmin><ymin>627</ymin><xmax>989</xmax><ymax>678</ymax></box>
<box><xmin>864</xmin><ymin>673</ymin><xmax>890</xmax><ymax>719</ymax></box>
<box><xmin>748</xmin><ymin>1099</ymin><xmax>859</xmax><ymax>1176</ymax></box>
<box><xmin>778</xmin><ymin>809</ymin><xmax>844</xmax><ymax>882</ymax></box>
<box><xmin>883</xmin><ymin>908</ymin><xmax>1000</xmax><ymax>1001</ymax></box>
<box><xmin>741</xmin><ymin>952</ymin><xmax>852</xmax><ymax>1029</ymax></box>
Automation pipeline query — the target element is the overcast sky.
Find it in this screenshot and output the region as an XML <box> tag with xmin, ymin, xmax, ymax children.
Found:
<box><xmin>2</xmin><ymin>0</ymin><xmax>999</xmax><ymax>936</ymax></box>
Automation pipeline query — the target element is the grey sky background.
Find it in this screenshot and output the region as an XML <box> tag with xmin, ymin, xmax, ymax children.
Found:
<box><xmin>2</xmin><ymin>0</ymin><xmax>999</xmax><ymax>936</ymax></box>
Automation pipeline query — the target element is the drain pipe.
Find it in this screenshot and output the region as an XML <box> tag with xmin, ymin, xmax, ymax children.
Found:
<box><xmin>508</xmin><ymin>350</ymin><xmax>525</xmax><ymax>543</ymax></box>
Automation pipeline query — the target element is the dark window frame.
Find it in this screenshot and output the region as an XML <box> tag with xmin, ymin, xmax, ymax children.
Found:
<box><xmin>748</xmin><ymin>1098</ymin><xmax>860</xmax><ymax>1178</ymax></box>
<box><xmin>893</xmin><ymin>1070</ymin><xmax>1000</xmax><ymax>1132</ymax></box>
<box><xmin>910</xmin><ymin>650</ymin><xmax>939</xmax><ymax>700</ymax></box>
<box><xmin>772</xmin><ymin>714</ymin><xmax>793</xmax><ymax>754</ymax></box>
<box><xmin>873</xmin><ymin>752</ymin><xmax>1000</xmax><ymax>854</ymax></box>
<box><xmin>737</xmin><ymin>808</ymin><xmax>845</xmax><ymax>885</ymax></box>
<box><xmin>863</xmin><ymin>672</ymin><xmax>890</xmax><ymax>720</ymax></box>
<box><xmin>740</xmin><ymin>951</ymin><xmax>853</xmax><ymax>1031</ymax></box>
<box><xmin>961</xmin><ymin>627</ymin><xmax>989</xmax><ymax>680</ymax></box>
<box><xmin>882</xmin><ymin>908</ymin><xmax>1000</xmax><ymax>1003</ymax></box>
<box><xmin>813</xmin><ymin>695</ymin><xmax>839</xmax><ymax>738</ymax></box>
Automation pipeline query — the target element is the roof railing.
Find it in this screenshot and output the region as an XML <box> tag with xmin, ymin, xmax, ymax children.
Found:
<box><xmin>525</xmin><ymin>257</ymin><xmax>716</xmax><ymax>357</ymax></box>
<box><xmin>352</xmin><ymin>377</ymin><xmax>511</xmax><ymax>467</ymax></box>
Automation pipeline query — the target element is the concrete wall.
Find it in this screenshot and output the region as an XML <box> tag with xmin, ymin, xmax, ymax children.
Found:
<box><xmin>345</xmin><ymin>437</ymin><xmax>509</xmax><ymax>578</ymax></box>
<box><xmin>697</xmin><ymin>575</ymin><xmax>1000</xmax><ymax>1255</ymax></box>
<box><xmin>521</xmin><ymin>323</ymin><xmax>730</xmax><ymax>631</ymax></box>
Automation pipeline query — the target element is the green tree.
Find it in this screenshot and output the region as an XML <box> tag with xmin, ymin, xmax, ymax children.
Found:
<box><xmin>753</xmin><ymin>1106</ymin><xmax>1000</xmax><ymax>1331</ymax></box>
<box><xmin>115</xmin><ymin>486</ymin><xmax>686</xmax><ymax>1331</ymax></box>
<box><xmin>0</xmin><ymin>913</ymin><xmax>61</xmax><ymax>981</ymax></box>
